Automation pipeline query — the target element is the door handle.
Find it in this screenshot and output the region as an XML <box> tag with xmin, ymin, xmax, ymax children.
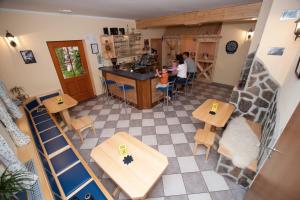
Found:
<box><xmin>268</xmin><ymin>147</ymin><xmax>281</xmax><ymax>153</ymax></box>
<box><xmin>267</xmin><ymin>147</ymin><xmax>282</xmax><ymax>159</ymax></box>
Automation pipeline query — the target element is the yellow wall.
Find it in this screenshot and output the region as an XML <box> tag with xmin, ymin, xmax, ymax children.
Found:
<box><xmin>0</xmin><ymin>10</ymin><xmax>135</xmax><ymax>96</ymax></box>
<box><xmin>213</xmin><ymin>22</ymin><xmax>256</xmax><ymax>86</ymax></box>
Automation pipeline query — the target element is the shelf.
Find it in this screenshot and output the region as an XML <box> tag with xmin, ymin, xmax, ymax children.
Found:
<box><xmin>197</xmin><ymin>59</ymin><xmax>214</xmax><ymax>63</ymax></box>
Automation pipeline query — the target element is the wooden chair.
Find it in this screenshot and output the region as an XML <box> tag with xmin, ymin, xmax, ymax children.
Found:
<box><xmin>71</xmin><ymin>116</ymin><xmax>96</xmax><ymax>143</ymax></box>
<box><xmin>193</xmin><ymin>129</ymin><xmax>216</xmax><ymax>160</ymax></box>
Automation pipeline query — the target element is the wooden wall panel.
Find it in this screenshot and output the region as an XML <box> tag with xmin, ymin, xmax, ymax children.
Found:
<box><xmin>105</xmin><ymin>73</ymin><xmax>137</xmax><ymax>104</ymax></box>
<box><xmin>151</xmin><ymin>78</ymin><xmax>164</xmax><ymax>103</ymax></box>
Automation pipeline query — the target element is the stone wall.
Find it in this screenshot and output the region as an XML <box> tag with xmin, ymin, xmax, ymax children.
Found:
<box><xmin>216</xmin><ymin>155</ymin><xmax>256</xmax><ymax>188</ymax></box>
<box><xmin>230</xmin><ymin>59</ymin><xmax>279</xmax><ymax>123</ymax></box>
<box><xmin>216</xmin><ymin>58</ymin><xmax>279</xmax><ymax>188</ymax></box>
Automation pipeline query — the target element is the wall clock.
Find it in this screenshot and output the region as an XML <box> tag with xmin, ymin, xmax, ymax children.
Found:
<box><xmin>225</xmin><ymin>40</ymin><xmax>238</xmax><ymax>54</ymax></box>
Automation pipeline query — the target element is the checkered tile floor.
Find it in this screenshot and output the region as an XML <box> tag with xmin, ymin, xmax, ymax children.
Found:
<box><xmin>64</xmin><ymin>81</ymin><xmax>246</xmax><ymax>200</ymax></box>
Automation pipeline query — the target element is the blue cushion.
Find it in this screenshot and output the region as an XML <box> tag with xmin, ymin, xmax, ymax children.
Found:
<box><xmin>51</xmin><ymin>149</ymin><xmax>78</xmax><ymax>174</ymax></box>
<box><xmin>45</xmin><ymin>170</ymin><xmax>61</xmax><ymax>197</ymax></box>
<box><xmin>58</xmin><ymin>163</ymin><xmax>91</xmax><ymax>197</ymax></box>
<box><xmin>25</xmin><ymin>99</ymin><xmax>40</xmax><ymax>111</ymax></box>
<box><xmin>40</xmin><ymin>127</ymin><xmax>61</xmax><ymax>143</ymax></box>
<box><xmin>36</xmin><ymin>120</ymin><xmax>55</xmax><ymax>132</ymax></box>
<box><xmin>70</xmin><ymin>181</ymin><xmax>107</xmax><ymax>200</ymax></box>
<box><xmin>39</xmin><ymin>92</ymin><xmax>60</xmax><ymax>103</ymax></box>
<box><xmin>44</xmin><ymin>136</ymin><xmax>68</xmax><ymax>155</ymax></box>
<box><xmin>38</xmin><ymin>151</ymin><xmax>51</xmax><ymax>173</ymax></box>
<box><xmin>34</xmin><ymin>113</ymin><xmax>51</xmax><ymax>124</ymax></box>
<box><xmin>118</xmin><ymin>84</ymin><xmax>134</xmax><ymax>91</ymax></box>
<box><xmin>105</xmin><ymin>80</ymin><xmax>116</xmax><ymax>85</ymax></box>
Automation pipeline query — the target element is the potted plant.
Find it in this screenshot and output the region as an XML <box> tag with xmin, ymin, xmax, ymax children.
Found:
<box><xmin>0</xmin><ymin>168</ymin><xmax>33</xmax><ymax>200</ymax></box>
<box><xmin>10</xmin><ymin>87</ymin><xmax>28</xmax><ymax>103</ymax></box>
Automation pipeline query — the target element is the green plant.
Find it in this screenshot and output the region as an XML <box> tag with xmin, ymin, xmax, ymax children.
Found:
<box><xmin>0</xmin><ymin>168</ymin><xmax>33</xmax><ymax>200</ymax></box>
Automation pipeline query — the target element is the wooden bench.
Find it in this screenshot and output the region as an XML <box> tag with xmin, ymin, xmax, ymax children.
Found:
<box><xmin>217</xmin><ymin>119</ymin><xmax>261</xmax><ymax>172</ymax></box>
<box><xmin>216</xmin><ymin>118</ymin><xmax>262</xmax><ymax>188</ymax></box>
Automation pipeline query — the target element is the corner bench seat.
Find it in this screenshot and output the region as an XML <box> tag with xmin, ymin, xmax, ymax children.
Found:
<box><xmin>216</xmin><ymin>118</ymin><xmax>261</xmax><ymax>188</ymax></box>
<box><xmin>218</xmin><ymin>118</ymin><xmax>261</xmax><ymax>171</ymax></box>
<box><xmin>24</xmin><ymin>97</ymin><xmax>112</xmax><ymax>200</ymax></box>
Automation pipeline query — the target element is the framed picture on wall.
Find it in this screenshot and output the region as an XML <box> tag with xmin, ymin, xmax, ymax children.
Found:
<box><xmin>91</xmin><ymin>43</ymin><xmax>99</xmax><ymax>54</ymax></box>
<box><xmin>295</xmin><ymin>56</ymin><xmax>300</xmax><ymax>79</ymax></box>
<box><xmin>20</xmin><ymin>50</ymin><xmax>36</xmax><ymax>64</ymax></box>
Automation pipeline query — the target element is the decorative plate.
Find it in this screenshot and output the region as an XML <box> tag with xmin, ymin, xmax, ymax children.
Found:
<box><xmin>225</xmin><ymin>40</ymin><xmax>238</xmax><ymax>54</ymax></box>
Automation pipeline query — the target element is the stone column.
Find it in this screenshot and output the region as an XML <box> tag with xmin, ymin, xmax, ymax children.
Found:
<box><xmin>0</xmin><ymin>99</ymin><xmax>30</xmax><ymax>146</ymax></box>
<box><xmin>0</xmin><ymin>81</ymin><xmax>22</xmax><ymax>119</ymax></box>
<box><xmin>0</xmin><ymin>134</ymin><xmax>37</xmax><ymax>188</ymax></box>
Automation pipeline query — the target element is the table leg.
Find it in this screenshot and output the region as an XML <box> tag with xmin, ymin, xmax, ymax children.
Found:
<box><xmin>204</xmin><ymin>123</ymin><xmax>212</xmax><ymax>132</ymax></box>
<box><xmin>113</xmin><ymin>186</ymin><xmax>121</xmax><ymax>197</ymax></box>
<box><xmin>60</xmin><ymin>109</ymin><xmax>72</xmax><ymax>130</ymax></box>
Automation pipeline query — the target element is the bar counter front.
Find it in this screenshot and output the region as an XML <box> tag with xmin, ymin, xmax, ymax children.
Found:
<box><xmin>99</xmin><ymin>67</ymin><xmax>163</xmax><ymax>109</ymax></box>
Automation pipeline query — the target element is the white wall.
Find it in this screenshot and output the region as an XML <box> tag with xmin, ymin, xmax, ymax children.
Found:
<box><xmin>0</xmin><ymin>10</ymin><xmax>136</xmax><ymax>96</ymax></box>
<box><xmin>213</xmin><ymin>22</ymin><xmax>256</xmax><ymax>86</ymax></box>
<box><xmin>249</xmin><ymin>0</ymin><xmax>273</xmax><ymax>53</ymax></box>
<box><xmin>254</xmin><ymin>0</ymin><xmax>300</xmax><ymax>143</ymax></box>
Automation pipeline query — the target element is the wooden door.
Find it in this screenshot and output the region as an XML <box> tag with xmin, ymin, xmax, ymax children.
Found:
<box><xmin>150</xmin><ymin>38</ymin><xmax>162</xmax><ymax>65</ymax></box>
<box><xmin>245</xmin><ymin>103</ymin><xmax>300</xmax><ymax>200</ymax></box>
<box><xmin>47</xmin><ymin>40</ymin><xmax>95</xmax><ymax>102</ymax></box>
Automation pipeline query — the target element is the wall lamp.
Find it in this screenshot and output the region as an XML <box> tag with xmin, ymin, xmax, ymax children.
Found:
<box><xmin>295</xmin><ymin>18</ymin><xmax>300</xmax><ymax>41</ymax></box>
<box><xmin>246</xmin><ymin>28</ymin><xmax>254</xmax><ymax>40</ymax></box>
<box><xmin>5</xmin><ymin>30</ymin><xmax>17</xmax><ymax>47</ymax></box>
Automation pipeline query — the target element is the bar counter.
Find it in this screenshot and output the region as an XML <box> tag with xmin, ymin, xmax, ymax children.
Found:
<box><xmin>99</xmin><ymin>67</ymin><xmax>163</xmax><ymax>109</ymax></box>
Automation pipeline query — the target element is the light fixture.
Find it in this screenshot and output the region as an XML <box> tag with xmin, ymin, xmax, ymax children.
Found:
<box><xmin>246</xmin><ymin>28</ymin><xmax>254</xmax><ymax>40</ymax></box>
<box><xmin>5</xmin><ymin>30</ymin><xmax>17</xmax><ymax>47</ymax></box>
<box><xmin>294</xmin><ymin>18</ymin><xmax>300</xmax><ymax>41</ymax></box>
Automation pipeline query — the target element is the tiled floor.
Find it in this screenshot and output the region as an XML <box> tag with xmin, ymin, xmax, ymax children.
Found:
<box><xmin>65</xmin><ymin>80</ymin><xmax>246</xmax><ymax>200</ymax></box>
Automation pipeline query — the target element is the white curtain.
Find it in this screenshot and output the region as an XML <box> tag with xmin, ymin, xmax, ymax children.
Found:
<box><xmin>0</xmin><ymin>99</ymin><xmax>30</xmax><ymax>146</ymax></box>
<box><xmin>0</xmin><ymin>133</ymin><xmax>37</xmax><ymax>188</ymax></box>
<box><xmin>0</xmin><ymin>81</ymin><xmax>22</xmax><ymax>119</ymax></box>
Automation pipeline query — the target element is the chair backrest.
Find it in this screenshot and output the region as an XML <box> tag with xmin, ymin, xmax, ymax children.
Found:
<box><xmin>167</xmin><ymin>80</ymin><xmax>176</xmax><ymax>92</ymax></box>
<box><xmin>37</xmin><ymin>89</ymin><xmax>61</xmax><ymax>104</ymax></box>
<box><xmin>24</xmin><ymin>97</ymin><xmax>40</xmax><ymax>112</ymax></box>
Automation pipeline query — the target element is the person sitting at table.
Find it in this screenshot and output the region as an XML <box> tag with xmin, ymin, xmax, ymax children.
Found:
<box><xmin>155</xmin><ymin>66</ymin><xmax>172</xmax><ymax>98</ymax></box>
<box><xmin>155</xmin><ymin>66</ymin><xmax>169</xmax><ymax>88</ymax></box>
<box><xmin>175</xmin><ymin>54</ymin><xmax>187</xmax><ymax>85</ymax></box>
<box><xmin>183</xmin><ymin>52</ymin><xmax>197</xmax><ymax>77</ymax></box>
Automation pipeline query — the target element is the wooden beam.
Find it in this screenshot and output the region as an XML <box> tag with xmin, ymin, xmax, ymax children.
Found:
<box><xmin>136</xmin><ymin>2</ymin><xmax>262</xmax><ymax>29</ymax></box>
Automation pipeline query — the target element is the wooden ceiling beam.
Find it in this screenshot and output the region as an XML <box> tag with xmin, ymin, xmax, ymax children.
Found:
<box><xmin>136</xmin><ymin>2</ymin><xmax>262</xmax><ymax>29</ymax></box>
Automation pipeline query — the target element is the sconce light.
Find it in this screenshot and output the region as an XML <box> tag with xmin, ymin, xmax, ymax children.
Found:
<box><xmin>5</xmin><ymin>30</ymin><xmax>17</xmax><ymax>47</ymax></box>
<box><xmin>294</xmin><ymin>18</ymin><xmax>300</xmax><ymax>41</ymax></box>
<box><xmin>246</xmin><ymin>28</ymin><xmax>254</xmax><ymax>40</ymax></box>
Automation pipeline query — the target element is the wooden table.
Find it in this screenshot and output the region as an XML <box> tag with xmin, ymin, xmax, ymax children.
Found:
<box><xmin>43</xmin><ymin>94</ymin><xmax>78</xmax><ymax>129</ymax></box>
<box><xmin>91</xmin><ymin>132</ymin><xmax>168</xmax><ymax>200</ymax></box>
<box><xmin>192</xmin><ymin>99</ymin><xmax>235</xmax><ymax>132</ymax></box>
<box><xmin>192</xmin><ymin>99</ymin><xmax>235</xmax><ymax>158</ymax></box>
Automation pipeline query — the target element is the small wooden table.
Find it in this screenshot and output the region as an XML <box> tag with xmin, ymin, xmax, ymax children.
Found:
<box><xmin>192</xmin><ymin>99</ymin><xmax>235</xmax><ymax>158</ymax></box>
<box><xmin>91</xmin><ymin>132</ymin><xmax>168</xmax><ymax>200</ymax></box>
<box><xmin>43</xmin><ymin>94</ymin><xmax>78</xmax><ymax>129</ymax></box>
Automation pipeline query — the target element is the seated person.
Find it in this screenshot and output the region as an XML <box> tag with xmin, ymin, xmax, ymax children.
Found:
<box><xmin>155</xmin><ymin>66</ymin><xmax>169</xmax><ymax>88</ymax></box>
<box><xmin>175</xmin><ymin>54</ymin><xmax>187</xmax><ymax>84</ymax></box>
<box><xmin>168</xmin><ymin>60</ymin><xmax>178</xmax><ymax>72</ymax></box>
<box><xmin>156</xmin><ymin>67</ymin><xmax>172</xmax><ymax>98</ymax></box>
<box><xmin>183</xmin><ymin>52</ymin><xmax>197</xmax><ymax>77</ymax></box>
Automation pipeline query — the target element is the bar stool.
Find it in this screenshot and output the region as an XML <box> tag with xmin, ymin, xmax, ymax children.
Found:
<box><xmin>100</xmin><ymin>76</ymin><xmax>116</xmax><ymax>103</ymax></box>
<box><xmin>193</xmin><ymin>129</ymin><xmax>216</xmax><ymax>160</ymax></box>
<box><xmin>156</xmin><ymin>81</ymin><xmax>175</xmax><ymax>110</ymax></box>
<box><xmin>71</xmin><ymin>116</ymin><xmax>96</xmax><ymax>143</ymax></box>
<box><xmin>117</xmin><ymin>83</ymin><xmax>134</xmax><ymax>114</ymax></box>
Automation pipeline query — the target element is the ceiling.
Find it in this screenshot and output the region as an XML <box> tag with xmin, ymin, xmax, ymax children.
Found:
<box><xmin>0</xmin><ymin>0</ymin><xmax>261</xmax><ymax>20</ymax></box>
